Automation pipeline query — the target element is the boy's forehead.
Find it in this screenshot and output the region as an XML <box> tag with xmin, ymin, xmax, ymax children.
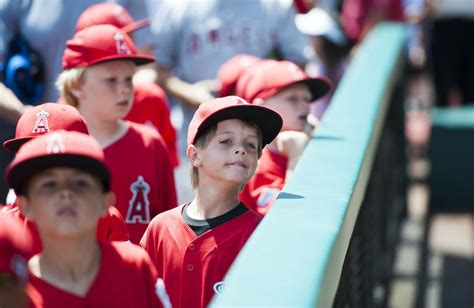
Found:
<box><xmin>89</xmin><ymin>59</ymin><xmax>137</xmax><ymax>70</ymax></box>
<box><xmin>31</xmin><ymin>167</ymin><xmax>96</xmax><ymax>179</ymax></box>
<box><xmin>215</xmin><ymin>119</ymin><xmax>259</xmax><ymax>136</ymax></box>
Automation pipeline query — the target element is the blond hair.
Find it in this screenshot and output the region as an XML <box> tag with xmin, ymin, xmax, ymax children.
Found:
<box><xmin>190</xmin><ymin>120</ymin><xmax>263</xmax><ymax>188</ymax></box>
<box><xmin>55</xmin><ymin>68</ymin><xmax>86</xmax><ymax>107</ymax></box>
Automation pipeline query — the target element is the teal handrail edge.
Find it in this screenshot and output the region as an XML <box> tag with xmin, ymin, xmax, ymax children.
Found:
<box><xmin>211</xmin><ymin>23</ymin><xmax>407</xmax><ymax>307</ymax></box>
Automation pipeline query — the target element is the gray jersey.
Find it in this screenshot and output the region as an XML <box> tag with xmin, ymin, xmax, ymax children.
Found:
<box><xmin>151</xmin><ymin>0</ymin><xmax>313</xmax><ymax>83</ymax></box>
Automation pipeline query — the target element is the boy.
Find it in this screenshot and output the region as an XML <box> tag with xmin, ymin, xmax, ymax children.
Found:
<box><xmin>75</xmin><ymin>3</ymin><xmax>179</xmax><ymax>167</ymax></box>
<box><xmin>140</xmin><ymin>96</ymin><xmax>282</xmax><ymax>308</ymax></box>
<box><xmin>2</xmin><ymin>103</ymin><xmax>129</xmax><ymax>255</ymax></box>
<box><xmin>6</xmin><ymin>130</ymin><xmax>163</xmax><ymax>307</ymax></box>
<box><xmin>236</xmin><ymin>60</ymin><xmax>332</xmax><ymax>215</ymax></box>
<box><xmin>56</xmin><ymin>24</ymin><xmax>177</xmax><ymax>243</ymax></box>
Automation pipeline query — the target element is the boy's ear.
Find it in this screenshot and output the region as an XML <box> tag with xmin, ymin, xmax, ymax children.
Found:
<box><xmin>101</xmin><ymin>192</ymin><xmax>116</xmax><ymax>217</ymax></box>
<box><xmin>187</xmin><ymin>144</ymin><xmax>202</xmax><ymax>167</ymax></box>
<box><xmin>70</xmin><ymin>86</ymin><xmax>82</xmax><ymax>100</ymax></box>
<box><xmin>16</xmin><ymin>195</ymin><xmax>35</xmax><ymax>221</ymax></box>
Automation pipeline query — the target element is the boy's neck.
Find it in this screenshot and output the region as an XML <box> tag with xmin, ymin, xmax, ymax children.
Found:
<box><xmin>82</xmin><ymin>117</ymin><xmax>129</xmax><ymax>148</ymax></box>
<box><xmin>189</xmin><ymin>186</ymin><xmax>241</xmax><ymax>220</ymax></box>
<box><xmin>29</xmin><ymin>236</ymin><xmax>101</xmax><ymax>296</ymax></box>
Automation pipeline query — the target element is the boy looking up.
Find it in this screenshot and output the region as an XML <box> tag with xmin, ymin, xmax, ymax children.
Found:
<box><xmin>141</xmin><ymin>96</ymin><xmax>282</xmax><ymax>308</ymax></box>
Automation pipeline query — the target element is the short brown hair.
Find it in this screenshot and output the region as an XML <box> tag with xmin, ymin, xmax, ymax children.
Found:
<box><xmin>55</xmin><ymin>68</ymin><xmax>86</xmax><ymax>107</ymax></box>
<box><xmin>190</xmin><ymin>120</ymin><xmax>263</xmax><ymax>188</ymax></box>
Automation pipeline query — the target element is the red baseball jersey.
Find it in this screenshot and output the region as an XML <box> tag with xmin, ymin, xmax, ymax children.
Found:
<box><xmin>105</xmin><ymin>122</ymin><xmax>177</xmax><ymax>244</ymax></box>
<box><xmin>27</xmin><ymin>242</ymin><xmax>163</xmax><ymax>307</ymax></box>
<box><xmin>2</xmin><ymin>205</ymin><xmax>129</xmax><ymax>257</ymax></box>
<box><xmin>240</xmin><ymin>149</ymin><xmax>288</xmax><ymax>215</ymax></box>
<box><xmin>125</xmin><ymin>82</ymin><xmax>179</xmax><ymax>168</ymax></box>
<box><xmin>140</xmin><ymin>205</ymin><xmax>262</xmax><ymax>308</ymax></box>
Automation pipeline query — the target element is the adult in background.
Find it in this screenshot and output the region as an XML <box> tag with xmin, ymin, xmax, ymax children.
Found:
<box><xmin>150</xmin><ymin>0</ymin><xmax>313</xmax><ymax>157</ymax></box>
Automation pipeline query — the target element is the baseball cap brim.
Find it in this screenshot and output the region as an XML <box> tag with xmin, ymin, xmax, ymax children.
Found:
<box><xmin>193</xmin><ymin>104</ymin><xmax>282</xmax><ymax>146</ymax></box>
<box><xmin>299</xmin><ymin>77</ymin><xmax>333</xmax><ymax>101</ymax></box>
<box><xmin>122</xmin><ymin>18</ymin><xmax>150</xmax><ymax>33</ymax></box>
<box><xmin>260</xmin><ymin>77</ymin><xmax>332</xmax><ymax>102</ymax></box>
<box><xmin>87</xmin><ymin>54</ymin><xmax>155</xmax><ymax>67</ymax></box>
<box><xmin>7</xmin><ymin>154</ymin><xmax>111</xmax><ymax>195</ymax></box>
<box><xmin>3</xmin><ymin>137</ymin><xmax>34</xmax><ymax>153</ymax></box>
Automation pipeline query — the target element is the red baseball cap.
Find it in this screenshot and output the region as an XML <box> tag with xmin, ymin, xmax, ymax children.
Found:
<box><xmin>62</xmin><ymin>24</ymin><xmax>155</xmax><ymax>69</ymax></box>
<box><xmin>76</xmin><ymin>3</ymin><xmax>150</xmax><ymax>33</ymax></box>
<box><xmin>6</xmin><ymin>130</ymin><xmax>111</xmax><ymax>195</ymax></box>
<box><xmin>0</xmin><ymin>212</ymin><xmax>32</xmax><ymax>282</ymax></box>
<box><xmin>217</xmin><ymin>54</ymin><xmax>261</xmax><ymax>97</ymax></box>
<box><xmin>187</xmin><ymin>96</ymin><xmax>282</xmax><ymax>146</ymax></box>
<box><xmin>3</xmin><ymin>103</ymin><xmax>89</xmax><ymax>153</ymax></box>
<box><xmin>236</xmin><ymin>60</ymin><xmax>332</xmax><ymax>103</ymax></box>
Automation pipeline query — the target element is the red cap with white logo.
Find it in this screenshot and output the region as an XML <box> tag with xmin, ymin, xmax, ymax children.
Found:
<box><xmin>187</xmin><ymin>96</ymin><xmax>282</xmax><ymax>146</ymax></box>
<box><xmin>62</xmin><ymin>24</ymin><xmax>155</xmax><ymax>69</ymax></box>
<box><xmin>3</xmin><ymin>103</ymin><xmax>89</xmax><ymax>153</ymax></box>
<box><xmin>76</xmin><ymin>3</ymin><xmax>150</xmax><ymax>33</ymax></box>
<box><xmin>6</xmin><ymin>130</ymin><xmax>110</xmax><ymax>195</ymax></box>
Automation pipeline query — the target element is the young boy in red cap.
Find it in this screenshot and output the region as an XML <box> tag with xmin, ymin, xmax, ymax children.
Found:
<box><xmin>6</xmin><ymin>130</ymin><xmax>163</xmax><ymax>307</ymax></box>
<box><xmin>75</xmin><ymin>2</ymin><xmax>179</xmax><ymax>167</ymax></box>
<box><xmin>2</xmin><ymin>103</ymin><xmax>130</xmax><ymax>256</ymax></box>
<box><xmin>236</xmin><ymin>60</ymin><xmax>332</xmax><ymax>215</ymax></box>
<box><xmin>140</xmin><ymin>96</ymin><xmax>282</xmax><ymax>308</ymax></box>
<box><xmin>56</xmin><ymin>24</ymin><xmax>177</xmax><ymax>244</ymax></box>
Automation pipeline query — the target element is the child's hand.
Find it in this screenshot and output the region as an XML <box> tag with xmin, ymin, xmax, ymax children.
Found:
<box><xmin>304</xmin><ymin>114</ymin><xmax>320</xmax><ymax>137</ymax></box>
<box><xmin>276</xmin><ymin>131</ymin><xmax>311</xmax><ymax>179</ymax></box>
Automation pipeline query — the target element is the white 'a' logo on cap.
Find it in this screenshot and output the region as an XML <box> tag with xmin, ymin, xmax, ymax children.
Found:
<box><xmin>32</xmin><ymin>109</ymin><xmax>50</xmax><ymax>133</ymax></box>
<box><xmin>46</xmin><ymin>132</ymin><xmax>65</xmax><ymax>154</ymax></box>
<box><xmin>114</xmin><ymin>32</ymin><xmax>131</xmax><ymax>55</ymax></box>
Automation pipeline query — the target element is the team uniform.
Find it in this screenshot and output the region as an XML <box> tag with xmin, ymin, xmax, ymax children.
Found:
<box><xmin>2</xmin><ymin>204</ymin><xmax>129</xmax><ymax>257</ymax></box>
<box><xmin>125</xmin><ymin>83</ymin><xmax>179</xmax><ymax>167</ymax></box>
<box><xmin>141</xmin><ymin>203</ymin><xmax>262</xmax><ymax>308</ymax></box>
<box><xmin>240</xmin><ymin>149</ymin><xmax>287</xmax><ymax>215</ymax></box>
<box><xmin>105</xmin><ymin>121</ymin><xmax>177</xmax><ymax>244</ymax></box>
<box><xmin>27</xmin><ymin>242</ymin><xmax>162</xmax><ymax>308</ymax></box>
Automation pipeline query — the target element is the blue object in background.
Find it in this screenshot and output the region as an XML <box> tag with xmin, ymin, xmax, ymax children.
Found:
<box><xmin>1</xmin><ymin>35</ymin><xmax>44</xmax><ymax>105</ymax></box>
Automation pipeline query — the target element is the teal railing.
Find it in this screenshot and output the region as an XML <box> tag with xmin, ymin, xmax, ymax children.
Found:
<box><xmin>211</xmin><ymin>23</ymin><xmax>408</xmax><ymax>307</ymax></box>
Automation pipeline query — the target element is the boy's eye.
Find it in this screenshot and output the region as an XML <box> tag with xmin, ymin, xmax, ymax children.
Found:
<box><xmin>246</xmin><ymin>142</ymin><xmax>257</xmax><ymax>149</ymax></box>
<box><xmin>220</xmin><ymin>139</ymin><xmax>231</xmax><ymax>145</ymax></box>
<box><xmin>71</xmin><ymin>179</ymin><xmax>93</xmax><ymax>192</ymax></box>
<box><xmin>40</xmin><ymin>180</ymin><xmax>57</xmax><ymax>190</ymax></box>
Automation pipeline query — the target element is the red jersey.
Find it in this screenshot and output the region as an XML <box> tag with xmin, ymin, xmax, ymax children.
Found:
<box><xmin>3</xmin><ymin>205</ymin><xmax>129</xmax><ymax>257</ymax></box>
<box><xmin>125</xmin><ymin>83</ymin><xmax>179</xmax><ymax>167</ymax></box>
<box><xmin>240</xmin><ymin>149</ymin><xmax>288</xmax><ymax>215</ymax></box>
<box><xmin>105</xmin><ymin>122</ymin><xmax>177</xmax><ymax>244</ymax></box>
<box><xmin>27</xmin><ymin>242</ymin><xmax>162</xmax><ymax>308</ymax></box>
<box><xmin>140</xmin><ymin>205</ymin><xmax>262</xmax><ymax>308</ymax></box>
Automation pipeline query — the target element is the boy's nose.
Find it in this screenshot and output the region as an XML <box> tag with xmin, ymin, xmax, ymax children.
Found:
<box><xmin>235</xmin><ymin>146</ymin><xmax>246</xmax><ymax>155</ymax></box>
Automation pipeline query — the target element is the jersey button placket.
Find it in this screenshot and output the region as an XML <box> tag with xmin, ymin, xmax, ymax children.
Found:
<box><xmin>187</xmin><ymin>264</ymin><xmax>194</xmax><ymax>272</ymax></box>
